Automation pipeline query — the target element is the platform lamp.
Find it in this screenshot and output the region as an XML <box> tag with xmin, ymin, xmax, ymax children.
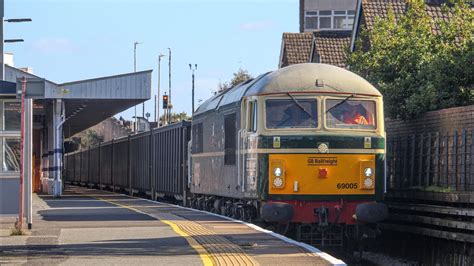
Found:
<box><xmin>156</xmin><ymin>53</ymin><xmax>165</xmax><ymax>126</ymax></box>
<box><xmin>0</xmin><ymin>14</ymin><xmax>32</xmax><ymax>80</ymax></box>
<box><xmin>133</xmin><ymin>41</ymin><xmax>141</xmax><ymax>132</ymax></box>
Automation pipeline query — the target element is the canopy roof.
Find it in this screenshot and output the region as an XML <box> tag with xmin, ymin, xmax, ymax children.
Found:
<box><xmin>5</xmin><ymin>65</ymin><xmax>152</xmax><ymax>137</ymax></box>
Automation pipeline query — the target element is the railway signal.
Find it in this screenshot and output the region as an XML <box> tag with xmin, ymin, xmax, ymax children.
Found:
<box><xmin>163</xmin><ymin>95</ymin><xmax>169</xmax><ymax>109</ymax></box>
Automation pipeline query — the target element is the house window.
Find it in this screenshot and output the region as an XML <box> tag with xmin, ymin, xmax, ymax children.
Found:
<box><xmin>305</xmin><ymin>11</ymin><xmax>318</xmax><ymax>30</ymax></box>
<box><xmin>305</xmin><ymin>10</ymin><xmax>355</xmax><ymax>31</ymax></box>
<box><xmin>224</xmin><ymin>113</ymin><xmax>236</xmax><ymax>165</ymax></box>
<box><xmin>334</xmin><ymin>11</ymin><xmax>347</xmax><ymax>29</ymax></box>
<box><xmin>347</xmin><ymin>10</ymin><xmax>355</xmax><ymax>28</ymax></box>
<box><xmin>319</xmin><ymin>10</ymin><xmax>332</xmax><ymax>29</ymax></box>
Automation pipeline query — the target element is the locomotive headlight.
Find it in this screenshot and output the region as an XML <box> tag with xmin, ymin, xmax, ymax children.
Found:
<box><xmin>360</xmin><ymin>161</ymin><xmax>375</xmax><ymax>190</ymax></box>
<box><xmin>273</xmin><ymin>177</ymin><xmax>284</xmax><ymax>188</ymax></box>
<box><xmin>363</xmin><ymin>177</ymin><xmax>374</xmax><ymax>188</ymax></box>
<box><xmin>273</xmin><ymin>167</ymin><xmax>282</xmax><ymax>177</ymax></box>
<box><xmin>364</xmin><ymin>167</ymin><xmax>373</xmax><ymax>177</ymax></box>
<box><xmin>270</xmin><ymin>160</ymin><xmax>285</xmax><ymax>189</ymax></box>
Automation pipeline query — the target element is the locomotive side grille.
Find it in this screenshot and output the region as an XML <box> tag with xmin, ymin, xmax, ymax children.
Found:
<box><xmin>224</xmin><ymin>113</ymin><xmax>237</xmax><ymax>165</ymax></box>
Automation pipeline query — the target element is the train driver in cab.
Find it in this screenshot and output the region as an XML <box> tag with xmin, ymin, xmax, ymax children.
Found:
<box><xmin>343</xmin><ymin>106</ymin><xmax>369</xmax><ymax>125</ymax></box>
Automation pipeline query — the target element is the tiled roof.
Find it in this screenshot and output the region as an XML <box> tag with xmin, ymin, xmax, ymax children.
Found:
<box><xmin>280</xmin><ymin>32</ymin><xmax>313</xmax><ymax>67</ymax></box>
<box><xmin>312</xmin><ymin>31</ymin><xmax>352</xmax><ymax>68</ymax></box>
<box><xmin>362</xmin><ymin>0</ymin><xmax>406</xmax><ymax>31</ymax></box>
<box><xmin>425</xmin><ymin>4</ymin><xmax>452</xmax><ymax>35</ymax></box>
<box><xmin>361</xmin><ymin>0</ymin><xmax>454</xmax><ymax>34</ymax></box>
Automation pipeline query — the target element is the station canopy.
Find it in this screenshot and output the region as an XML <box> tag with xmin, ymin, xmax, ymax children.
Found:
<box><xmin>5</xmin><ymin>65</ymin><xmax>152</xmax><ymax>137</ymax></box>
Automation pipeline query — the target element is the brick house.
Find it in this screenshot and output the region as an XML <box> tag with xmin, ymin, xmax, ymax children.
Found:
<box><xmin>280</xmin><ymin>0</ymin><xmax>355</xmax><ymax>68</ymax></box>
<box><xmin>279</xmin><ymin>31</ymin><xmax>352</xmax><ymax>68</ymax></box>
<box><xmin>280</xmin><ymin>0</ymin><xmax>460</xmax><ymax>69</ymax></box>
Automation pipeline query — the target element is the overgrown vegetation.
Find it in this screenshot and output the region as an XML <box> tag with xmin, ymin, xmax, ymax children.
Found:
<box><xmin>216</xmin><ymin>68</ymin><xmax>253</xmax><ymax>93</ymax></box>
<box><xmin>347</xmin><ymin>0</ymin><xmax>473</xmax><ymax>119</ymax></box>
<box><xmin>10</xmin><ymin>227</ymin><xmax>25</xmax><ymax>236</ymax></box>
<box><xmin>80</xmin><ymin>130</ymin><xmax>104</xmax><ymax>149</ymax></box>
<box><xmin>159</xmin><ymin>111</ymin><xmax>190</xmax><ymax>124</ymax></box>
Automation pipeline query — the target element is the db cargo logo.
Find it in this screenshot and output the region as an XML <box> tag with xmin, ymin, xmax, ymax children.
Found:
<box><xmin>307</xmin><ymin>157</ymin><xmax>338</xmax><ymax>166</ymax></box>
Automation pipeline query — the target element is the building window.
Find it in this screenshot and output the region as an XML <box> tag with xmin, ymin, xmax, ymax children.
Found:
<box><xmin>305</xmin><ymin>10</ymin><xmax>355</xmax><ymax>31</ymax></box>
<box><xmin>319</xmin><ymin>10</ymin><xmax>332</xmax><ymax>29</ymax></box>
<box><xmin>0</xmin><ymin>99</ymin><xmax>21</xmax><ymax>174</ymax></box>
<box><xmin>3</xmin><ymin>138</ymin><xmax>20</xmax><ymax>171</ymax></box>
<box><xmin>305</xmin><ymin>11</ymin><xmax>318</xmax><ymax>30</ymax></box>
<box><xmin>4</xmin><ymin>101</ymin><xmax>20</xmax><ymax>131</ymax></box>
<box><xmin>333</xmin><ymin>11</ymin><xmax>347</xmax><ymax>29</ymax></box>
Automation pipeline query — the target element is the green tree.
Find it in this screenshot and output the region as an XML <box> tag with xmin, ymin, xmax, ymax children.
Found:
<box><xmin>346</xmin><ymin>0</ymin><xmax>473</xmax><ymax>119</ymax></box>
<box><xmin>217</xmin><ymin>68</ymin><xmax>253</xmax><ymax>93</ymax></box>
<box><xmin>80</xmin><ymin>130</ymin><xmax>104</xmax><ymax>148</ymax></box>
<box><xmin>159</xmin><ymin>111</ymin><xmax>190</xmax><ymax>124</ymax></box>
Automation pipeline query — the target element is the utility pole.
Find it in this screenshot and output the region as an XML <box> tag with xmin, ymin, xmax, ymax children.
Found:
<box><xmin>133</xmin><ymin>41</ymin><xmax>141</xmax><ymax>132</ymax></box>
<box><xmin>156</xmin><ymin>54</ymin><xmax>165</xmax><ymax>126</ymax></box>
<box><xmin>168</xmin><ymin>48</ymin><xmax>171</xmax><ymax>123</ymax></box>
<box><xmin>189</xmin><ymin>64</ymin><xmax>197</xmax><ymax>115</ymax></box>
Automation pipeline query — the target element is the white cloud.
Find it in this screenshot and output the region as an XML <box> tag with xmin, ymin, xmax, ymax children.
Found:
<box><xmin>239</xmin><ymin>21</ymin><xmax>276</xmax><ymax>31</ymax></box>
<box><xmin>31</xmin><ymin>38</ymin><xmax>77</xmax><ymax>54</ymax></box>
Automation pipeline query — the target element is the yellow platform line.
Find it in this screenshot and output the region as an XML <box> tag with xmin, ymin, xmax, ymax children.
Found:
<box><xmin>91</xmin><ymin>195</ymin><xmax>214</xmax><ymax>266</ymax></box>
<box><xmin>161</xmin><ymin>220</ymin><xmax>214</xmax><ymax>266</ymax></box>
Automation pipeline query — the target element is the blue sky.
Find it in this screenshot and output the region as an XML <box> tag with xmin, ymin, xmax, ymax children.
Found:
<box><xmin>6</xmin><ymin>0</ymin><xmax>298</xmax><ymax>120</ymax></box>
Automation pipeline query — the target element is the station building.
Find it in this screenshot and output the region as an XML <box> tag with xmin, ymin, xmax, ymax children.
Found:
<box><xmin>0</xmin><ymin>64</ymin><xmax>151</xmax><ymax>223</ymax></box>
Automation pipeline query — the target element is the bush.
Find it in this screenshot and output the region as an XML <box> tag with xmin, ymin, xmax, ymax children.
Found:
<box><xmin>347</xmin><ymin>0</ymin><xmax>473</xmax><ymax>119</ymax></box>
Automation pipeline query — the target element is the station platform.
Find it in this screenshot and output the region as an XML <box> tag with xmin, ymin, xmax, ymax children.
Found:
<box><xmin>0</xmin><ymin>186</ymin><xmax>345</xmax><ymax>265</ymax></box>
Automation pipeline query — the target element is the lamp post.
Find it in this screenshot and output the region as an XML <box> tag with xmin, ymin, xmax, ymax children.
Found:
<box><xmin>133</xmin><ymin>41</ymin><xmax>141</xmax><ymax>132</ymax></box>
<box><xmin>0</xmin><ymin>3</ymin><xmax>32</xmax><ymax>80</ymax></box>
<box><xmin>156</xmin><ymin>54</ymin><xmax>165</xmax><ymax>126</ymax></box>
<box><xmin>4</xmin><ymin>39</ymin><xmax>24</xmax><ymax>43</ymax></box>
<box><xmin>189</xmin><ymin>64</ymin><xmax>197</xmax><ymax>115</ymax></box>
<box><xmin>167</xmin><ymin>48</ymin><xmax>171</xmax><ymax>123</ymax></box>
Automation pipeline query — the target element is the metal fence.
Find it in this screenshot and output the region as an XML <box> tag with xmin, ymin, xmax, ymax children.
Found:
<box><xmin>64</xmin><ymin>121</ymin><xmax>191</xmax><ymax>200</ymax></box>
<box><xmin>386</xmin><ymin>129</ymin><xmax>474</xmax><ymax>192</ymax></box>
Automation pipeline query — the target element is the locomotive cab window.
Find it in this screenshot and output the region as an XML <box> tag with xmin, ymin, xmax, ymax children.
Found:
<box><xmin>265</xmin><ymin>99</ymin><xmax>318</xmax><ymax>129</ymax></box>
<box><xmin>326</xmin><ymin>99</ymin><xmax>376</xmax><ymax>130</ymax></box>
<box><xmin>248</xmin><ymin>101</ymin><xmax>257</xmax><ymax>132</ymax></box>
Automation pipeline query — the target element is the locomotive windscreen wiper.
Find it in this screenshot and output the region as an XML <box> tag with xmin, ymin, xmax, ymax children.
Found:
<box><xmin>286</xmin><ymin>92</ymin><xmax>313</xmax><ymax>119</ymax></box>
<box><xmin>325</xmin><ymin>94</ymin><xmax>354</xmax><ymax>114</ymax></box>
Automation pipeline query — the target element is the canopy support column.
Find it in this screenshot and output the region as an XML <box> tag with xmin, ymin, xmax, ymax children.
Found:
<box><xmin>52</xmin><ymin>99</ymin><xmax>65</xmax><ymax>197</ymax></box>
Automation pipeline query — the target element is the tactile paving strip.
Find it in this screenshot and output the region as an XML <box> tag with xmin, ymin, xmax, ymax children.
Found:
<box><xmin>176</xmin><ymin>220</ymin><xmax>258</xmax><ymax>266</ymax></box>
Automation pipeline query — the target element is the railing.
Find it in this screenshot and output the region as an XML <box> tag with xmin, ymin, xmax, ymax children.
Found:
<box><xmin>386</xmin><ymin>129</ymin><xmax>474</xmax><ymax>192</ymax></box>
